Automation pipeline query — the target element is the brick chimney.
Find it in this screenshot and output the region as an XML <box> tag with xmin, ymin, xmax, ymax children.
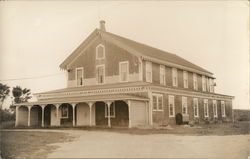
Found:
<box><xmin>99</xmin><ymin>20</ymin><xmax>106</xmax><ymax>31</ymax></box>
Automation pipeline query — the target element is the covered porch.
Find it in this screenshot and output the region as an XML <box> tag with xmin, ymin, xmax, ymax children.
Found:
<box><xmin>14</xmin><ymin>94</ymin><xmax>149</xmax><ymax>128</ymax></box>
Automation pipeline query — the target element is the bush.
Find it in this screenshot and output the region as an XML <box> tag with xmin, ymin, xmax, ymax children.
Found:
<box><xmin>0</xmin><ymin>109</ymin><xmax>15</xmax><ymax>123</ymax></box>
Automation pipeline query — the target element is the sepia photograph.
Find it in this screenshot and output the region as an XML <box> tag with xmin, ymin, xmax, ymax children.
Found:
<box><xmin>0</xmin><ymin>1</ymin><xmax>249</xmax><ymax>159</ymax></box>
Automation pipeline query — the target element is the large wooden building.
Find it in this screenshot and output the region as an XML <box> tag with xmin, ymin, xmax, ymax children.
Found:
<box><xmin>15</xmin><ymin>21</ymin><xmax>233</xmax><ymax>128</ymax></box>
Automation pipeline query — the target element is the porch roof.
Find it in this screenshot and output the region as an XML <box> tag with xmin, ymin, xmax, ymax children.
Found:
<box><xmin>14</xmin><ymin>93</ymin><xmax>149</xmax><ymax>106</ymax></box>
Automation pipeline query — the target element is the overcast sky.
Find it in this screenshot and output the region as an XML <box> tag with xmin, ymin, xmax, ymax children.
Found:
<box><xmin>0</xmin><ymin>1</ymin><xmax>249</xmax><ymax>109</ymax></box>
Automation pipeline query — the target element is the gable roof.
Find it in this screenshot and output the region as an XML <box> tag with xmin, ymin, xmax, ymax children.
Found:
<box><xmin>60</xmin><ymin>28</ymin><xmax>213</xmax><ymax>77</ymax></box>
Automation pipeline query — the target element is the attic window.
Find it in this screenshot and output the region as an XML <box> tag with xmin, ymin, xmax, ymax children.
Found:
<box><xmin>96</xmin><ymin>44</ymin><xmax>105</xmax><ymax>60</ymax></box>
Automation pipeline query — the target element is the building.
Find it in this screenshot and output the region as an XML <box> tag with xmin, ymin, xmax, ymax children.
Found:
<box><xmin>14</xmin><ymin>21</ymin><xmax>234</xmax><ymax>128</ymax></box>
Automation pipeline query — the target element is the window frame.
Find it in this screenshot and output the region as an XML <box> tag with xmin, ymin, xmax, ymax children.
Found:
<box><xmin>169</xmin><ymin>95</ymin><xmax>175</xmax><ymax>117</ymax></box>
<box><xmin>193</xmin><ymin>73</ymin><xmax>198</xmax><ymax>90</ymax></box>
<box><xmin>172</xmin><ymin>68</ymin><xmax>178</xmax><ymax>87</ymax></box>
<box><xmin>96</xmin><ymin>44</ymin><xmax>105</xmax><ymax>60</ymax></box>
<box><xmin>152</xmin><ymin>93</ymin><xmax>163</xmax><ymax>111</ymax></box>
<box><xmin>105</xmin><ymin>103</ymin><xmax>115</xmax><ymax>118</ymax></box>
<box><xmin>96</xmin><ymin>64</ymin><xmax>105</xmax><ymax>84</ymax></box>
<box><xmin>75</xmin><ymin>67</ymin><xmax>84</xmax><ymax>87</ymax></box>
<box><xmin>182</xmin><ymin>96</ymin><xmax>188</xmax><ymax>115</ymax></box>
<box><xmin>221</xmin><ymin>101</ymin><xmax>226</xmax><ymax>117</ymax></box>
<box><xmin>202</xmin><ymin>75</ymin><xmax>206</xmax><ymax>92</ymax></box>
<box><xmin>146</xmin><ymin>61</ymin><xmax>152</xmax><ymax>83</ymax></box>
<box><xmin>213</xmin><ymin>100</ymin><xmax>218</xmax><ymax>118</ymax></box>
<box><xmin>160</xmin><ymin>65</ymin><xmax>166</xmax><ymax>85</ymax></box>
<box><xmin>183</xmin><ymin>71</ymin><xmax>188</xmax><ymax>88</ymax></box>
<box><xmin>193</xmin><ymin>98</ymin><xmax>199</xmax><ymax>117</ymax></box>
<box><xmin>119</xmin><ymin>61</ymin><xmax>129</xmax><ymax>82</ymax></box>
<box><xmin>204</xmin><ymin>99</ymin><xmax>209</xmax><ymax>118</ymax></box>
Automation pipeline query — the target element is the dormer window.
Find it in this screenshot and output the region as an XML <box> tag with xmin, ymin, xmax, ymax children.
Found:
<box><xmin>76</xmin><ymin>67</ymin><xmax>84</xmax><ymax>86</ymax></box>
<box><xmin>96</xmin><ymin>44</ymin><xmax>105</xmax><ymax>60</ymax></box>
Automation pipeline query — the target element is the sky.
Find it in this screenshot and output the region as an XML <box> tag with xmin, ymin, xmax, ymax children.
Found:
<box><xmin>0</xmin><ymin>1</ymin><xmax>249</xmax><ymax>109</ymax></box>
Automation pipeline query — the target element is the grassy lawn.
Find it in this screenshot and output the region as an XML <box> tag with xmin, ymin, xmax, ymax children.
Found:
<box><xmin>0</xmin><ymin>131</ymin><xmax>76</xmax><ymax>159</ymax></box>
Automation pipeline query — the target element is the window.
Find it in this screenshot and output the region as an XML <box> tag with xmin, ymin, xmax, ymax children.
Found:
<box><xmin>119</xmin><ymin>61</ymin><xmax>129</xmax><ymax>82</ymax></box>
<box><xmin>193</xmin><ymin>98</ymin><xmax>199</xmax><ymax>117</ymax></box>
<box><xmin>172</xmin><ymin>68</ymin><xmax>178</xmax><ymax>87</ymax></box>
<box><xmin>209</xmin><ymin>78</ymin><xmax>214</xmax><ymax>93</ymax></box>
<box><xmin>202</xmin><ymin>75</ymin><xmax>206</xmax><ymax>91</ymax></box>
<box><xmin>169</xmin><ymin>95</ymin><xmax>175</xmax><ymax>117</ymax></box>
<box><xmin>160</xmin><ymin>65</ymin><xmax>166</xmax><ymax>85</ymax></box>
<box><xmin>206</xmin><ymin>77</ymin><xmax>210</xmax><ymax>92</ymax></box>
<box><xmin>204</xmin><ymin>99</ymin><xmax>209</xmax><ymax>117</ymax></box>
<box><xmin>96</xmin><ymin>44</ymin><xmax>105</xmax><ymax>59</ymax></box>
<box><xmin>105</xmin><ymin>103</ymin><xmax>115</xmax><ymax>118</ymax></box>
<box><xmin>213</xmin><ymin>100</ymin><xmax>218</xmax><ymax>118</ymax></box>
<box><xmin>193</xmin><ymin>73</ymin><xmax>198</xmax><ymax>90</ymax></box>
<box><xmin>96</xmin><ymin>65</ymin><xmax>105</xmax><ymax>84</ymax></box>
<box><xmin>61</xmin><ymin>105</ymin><xmax>68</xmax><ymax>118</ymax></box>
<box><xmin>182</xmin><ymin>96</ymin><xmax>188</xmax><ymax>115</ymax></box>
<box><xmin>146</xmin><ymin>61</ymin><xmax>152</xmax><ymax>82</ymax></box>
<box><xmin>152</xmin><ymin>94</ymin><xmax>163</xmax><ymax>111</ymax></box>
<box><xmin>183</xmin><ymin>71</ymin><xmax>188</xmax><ymax>88</ymax></box>
<box><xmin>221</xmin><ymin>101</ymin><xmax>226</xmax><ymax>117</ymax></box>
<box><xmin>76</xmin><ymin>67</ymin><xmax>83</xmax><ymax>86</ymax></box>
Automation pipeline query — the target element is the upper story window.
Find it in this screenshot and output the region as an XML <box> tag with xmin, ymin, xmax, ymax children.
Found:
<box><xmin>169</xmin><ymin>95</ymin><xmax>175</xmax><ymax>117</ymax></box>
<box><xmin>105</xmin><ymin>103</ymin><xmax>115</xmax><ymax>118</ymax></box>
<box><xmin>146</xmin><ymin>61</ymin><xmax>152</xmax><ymax>82</ymax></box>
<box><xmin>202</xmin><ymin>75</ymin><xmax>206</xmax><ymax>92</ymax></box>
<box><xmin>160</xmin><ymin>65</ymin><xmax>166</xmax><ymax>85</ymax></box>
<box><xmin>76</xmin><ymin>67</ymin><xmax>84</xmax><ymax>86</ymax></box>
<box><xmin>119</xmin><ymin>61</ymin><xmax>129</xmax><ymax>82</ymax></box>
<box><xmin>209</xmin><ymin>78</ymin><xmax>214</xmax><ymax>93</ymax></box>
<box><xmin>213</xmin><ymin>100</ymin><xmax>218</xmax><ymax>118</ymax></box>
<box><xmin>96</xmin><ymin>44</ymin><xmax>105</xmax><ymax>60</ymax></box>
<box><xmin>96</xmin><ymin>65</ymin><xmax>105</xmax><ymax>84</ymax></box>
<box><xmin>172</xmin><ymin>68</ymin><xmax>178</xmax><ymax>87</ymax></box>
<box><xmin>193</xmin><ymin>73</ymin><xmax>198</xmax><ymax>90</ymax></box>
<box><xmin>204</xmin><ymin>99</ymin><xmax>209</xmax><ymax>117</ymax></box>
<box><xmin>193</xmin><ymin>98</ymin><xmax>199</xmax><ymax>117</ymax></box>
<box><xmin>183</xmin><ymin>71</ymin><xmax>188</xmax><ymax>88</ymax></box>
<box><xmin>221</xmin><ymin>101</ymin><xmax>226</xmax><ymax>117</ymax></box>
<box><xmin>152</xmin><ymin>93</ymin><xmax>163</xmax><ymax>111</ymax></box>
<box><xmin>206</xmin><ymin>77</ymin><xmax>210</xmax><ymax>92</ymax></box>
<box><xmin>182</xmin><ymin>96</ymin><xmax>188</xmax><ymax>115</ymax></box>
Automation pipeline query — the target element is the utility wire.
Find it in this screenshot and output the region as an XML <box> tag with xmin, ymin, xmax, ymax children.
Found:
<box><xmin>0</xmin><ymin>72</ymin><xmax>65</xmax><ymax>82</ymax></box>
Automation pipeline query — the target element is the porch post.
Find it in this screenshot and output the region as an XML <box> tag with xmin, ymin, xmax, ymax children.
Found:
<box><xmin>88</xmin><ymin>102</ymin><xmax>93</xmax><ymax>126</ymax></box>
<box><xmin>28</xmin><ymin>106</ymin><xmax>31</xmax><ymax>127</ymax></box>
<box><xmin>15</xmin><ymin>106</ymin><xmax>19</xmax><ymax>127</ymax></box>
<box><xmin>41</xmin><ymin>105</ymin><xmax>45</xmax><ymax>127</ymax></box>
<box><xmin>127</xmin><ymin>100</ymin><xmax>131</xmax><ymax>128</ymax></box>
<box><xmin>106</xmin><ymin>101</ymin><xmax>112</xmax><ymax>128</ymax></box>
<box><xmin>56</xmin><ymin>104</ymin><xmax>60</xmax><ymax>126</ymax></box>
<box><xmin>72</xmin><ymin>103</ymin><xmax>76</xmax><ymax>126</ymax></box>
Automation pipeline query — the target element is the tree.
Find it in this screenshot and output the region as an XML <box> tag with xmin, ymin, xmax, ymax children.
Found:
<box><xmin>12</xmin><ymin>86</ymin><xmax>32</xmax><ymax>104</ymax></box>
<box><xmin>0</xmin><ymin>83</ymin><xmax>10</xmax><ymax>109</ymax></box>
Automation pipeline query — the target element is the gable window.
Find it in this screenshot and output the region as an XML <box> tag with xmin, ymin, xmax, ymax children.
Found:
<box><xmin>96</xmin><ymin>44</ymin><xmax>105</xmax><ymax>60</ymax></box>
<box><xmin>193</xmin><ymin>98</ymin><xmax>199</xmax><ymax>117</ymax></box>
<box><xmin>61</xmin><ymin>105</ymin><xmax>68</xmax><ymax>118</ymax></box>
<box><xmin>96</xmin><ymin>65</ymin><xmax>105</xmax><ymax>84</ymax></box>
<box><xmin>183</xmin><ymin>71</ymin><xmax>188</xmax><ymax>88</ymax></box>
<box><xmin>146</xmin><ymin>61</ymin><xmax>152</xmax><ymax>82</ymax></box>
<box><xmin>193</xmin><ymin>73</ymin><xmax>198</xmax><ymax>90</ymax></box>
<box><xmin>172</xmin><ymin>68</ymin><xmax>178</xmax><ymax>87</ymax></box>
<box><xmin>169</xmin><ymin>95</ymin><xmax>175</xmax><ymax>117</ymax></box>
<box><xmin>204</xmin><ymin>99</ymin><xmax>209</xmax><ymax>117</ymax></box>
<box><xmin>213</xmin><ymin>100</ymin><xmax>218</xmax><ymax>118</ymax></box>
<box><xmin>76</xmin><ymin>67</ymin><xmax>83</xmax><ymax>86</ymax></box>
<box><xmin>160</xmin><ymin>65</ymin><xmax>166</xmax><ymax>85</ymax></box>
<box><xmin>221</xmin><ymin>101</ymin><xmax>226</xmax><ymax>117</ymax></box>
<box><xmin>152</xmin><ymin>93</ymin><xmax>163</xmax><ymax>111</ymax></box>
<box><xmin>202</xmin><ymin>75</ymin><xmax>206</xmax><ymax>92</ymax></box>
<box><xmin>105</xmin><ymin>103</ymin><xmax>115</xmax><ymax>118</ymax></box>
<box><xmin>119</xmin><ymin>61</ymin><xmax>129</xmax><ymax>82</ymax></box>
<box><xmin>182</xmin><ymin>96</ymin><xmax>188</xmax><ymax>114</ymax></box>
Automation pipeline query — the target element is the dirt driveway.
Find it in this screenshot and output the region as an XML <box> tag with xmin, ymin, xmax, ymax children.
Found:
<box><xmin>46</xmin><ymin>130</ymin><xmax>250</xmax><ymax>159</ymax></box>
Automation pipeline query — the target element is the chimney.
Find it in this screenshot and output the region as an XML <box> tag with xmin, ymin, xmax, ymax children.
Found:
<box><xmin>99</xmin><ymin>20</ymin><xmax>106</xmax><ymax>31</ymax></box>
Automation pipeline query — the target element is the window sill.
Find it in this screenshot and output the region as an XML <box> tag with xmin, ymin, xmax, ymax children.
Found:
<box><xmin>153</xmin><ymin>110</ymin><xmax>164</xmax><ymax>112</ymax></box>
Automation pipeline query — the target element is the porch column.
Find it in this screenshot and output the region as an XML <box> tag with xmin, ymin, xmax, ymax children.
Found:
<box><xmin>56</xmin><ymin>104</ymin><xmax>60</xmax><ymax>126</ymax></box>
<box><xmin>88</xmin><ymin>102</ymin><xmax>93</xmax><ymax>126</ymax></box>
<box><xmin>28</xmin><ymin>106</ymin><xmax>31</xmax><ymax>127</ymax></box>
<box><xmin>72</xmin><ymin>103</ymin><xmax>76</xmax><ymax>126</ymax></box>
<box><xmin>106</xmin><ymin>101</ymin><xmax>112</xmax><ymax>128</ymax></box>
<box><xmin>127</xmin><ymin>100</ymin><xmax>131</xmax><ymax>128</ymax></box>
<box><xmin>15</xmin><ymin>106</ymin><xmax>19</xmax><ymax>127</ymax></box>
<box><xmin>41</xmin><ymin>105</ymin><xmax>45</xmax><ymax>127</ymax></box>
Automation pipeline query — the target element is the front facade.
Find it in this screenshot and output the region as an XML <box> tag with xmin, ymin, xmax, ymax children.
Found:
<box><xmin>15</xmin><ymin>21</ymin><xmax>233</xmax><ymax>128</ymax></box>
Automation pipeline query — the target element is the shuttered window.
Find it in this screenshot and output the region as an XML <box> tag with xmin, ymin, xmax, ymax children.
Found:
<box><xmin>119</xmin><ymin>61</ymin><xmax>129</xmax><ymax>82</ymax></box>
<box><xmin>183</xmin><ymin>71</ymin><xmax>188</xmax><ymax>88</ymax></box>
<box><xmin>96</xmin><ymin>65</ymin><xmax>105</xmax><ymax>84</ymax></box>
<box><xmin>193</xmin><ymin>98</ymin><xmax>199</xmax><ymax>117</ymax></box>
<box><xmin>169</xmin><ymin>95</ymin><xmax>175</xmax><ymax>117</ymax></box>
<box><xmin>204</xmin><ymin>99</ymin><xmax>209</xmax><ymax>117</ymax></box>
<box><xmin>182</xmin><ymin>96</ymin><xmax>188</xmax><ymax>114</ymax></box>
<box><xmin>160</xmin><ymin>65</ymin><xmax>166</xmax><ymax>85</ymax></box>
